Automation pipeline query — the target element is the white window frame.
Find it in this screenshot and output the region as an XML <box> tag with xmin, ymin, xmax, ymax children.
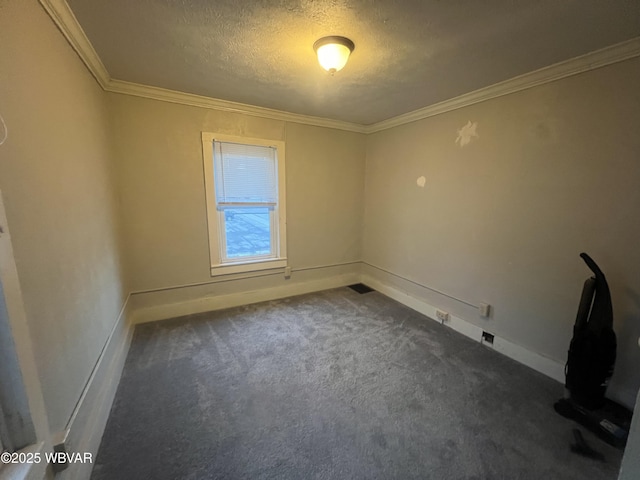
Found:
<box><xmin>201</xmin><ymin>132</ymin><xmax>287</xmax><ymax>276</ymax></box>
<box><xmin>0</xmin><ymin>190</ymin><xmax>49</xmax><ymax>480</ymax></box>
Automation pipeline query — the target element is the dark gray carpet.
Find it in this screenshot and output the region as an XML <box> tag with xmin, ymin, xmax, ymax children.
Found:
<box><xmin>91</xmin><ymin>288</ymin><xmax>623</xmax><ymax>479</ymax></box>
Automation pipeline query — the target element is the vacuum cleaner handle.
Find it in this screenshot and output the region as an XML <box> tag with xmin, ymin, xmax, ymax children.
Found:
<box><xmin>580</xmin><ymin>252</ymin><xmax>605</xmax><ymax>280</ymax></box>
<box><xmin>575</xmin><ymin>277</ymin><xmax>596</xmax><ymax>331</ymax></box>
<box><xmin>578</xmin><ymin>252</ymin><xmax>614</xmax><ymax>332</ymax></box>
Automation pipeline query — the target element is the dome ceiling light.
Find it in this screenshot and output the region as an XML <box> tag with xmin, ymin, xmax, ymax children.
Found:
<box><xmin>313</xmin><ymin>36</ymin><xmax>355</xmax><ymax>74</ymax></box>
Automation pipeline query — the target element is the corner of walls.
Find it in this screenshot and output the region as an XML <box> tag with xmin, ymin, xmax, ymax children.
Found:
<box><xmin>105</xmin><ymin>82</ymin><xmax>132</xmax><ymax>301</ymax></box>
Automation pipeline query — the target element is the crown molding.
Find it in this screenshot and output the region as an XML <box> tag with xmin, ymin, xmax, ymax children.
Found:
<box><xmin>364</xmin><ymin>37</ymin><xmax>640</xmax><ymax>133</ymax></box>
<box><xmin>39</xmin><ymin>0</ymin><xmax>111</xmax><ymax>89</ymax></box>
<box><xmin>105</xmin><ymin>79</ymin><xmax>367</xmax><ymax>133</ymax></box>
<box><xmin>40</xmin><ymin>0</ymin><xmax>640</xmax><ymax>135</ymax></box>
<box><xmin>38</xmin><ymin>0</ymin><xmax>366</xmax><ymax>133</ymax></box>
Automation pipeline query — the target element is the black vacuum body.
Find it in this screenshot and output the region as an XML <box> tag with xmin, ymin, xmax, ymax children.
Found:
<box><xmin>566</xmin><ymin>253</ymin><xmax>616</xmax><ymax>409</ymax></box>
<box><xmin>554</xmin><ymin>253</ymin><xmax>630</xmax><ymax>448</ymax></box>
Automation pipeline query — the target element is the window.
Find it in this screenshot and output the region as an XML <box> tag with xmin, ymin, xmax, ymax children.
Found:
<box><xmin>202</xmin><ymin>133</ymin><xmax>287</xmax><ymax>276</ymax></box>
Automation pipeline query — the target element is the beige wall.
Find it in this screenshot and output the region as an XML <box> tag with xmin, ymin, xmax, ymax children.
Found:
<box><xmin>2</xmin><ymin>1</ymin><xmax>638</xmax><ymax>459</ymax></box>
<box><xmin>363</xmin><ymin>57</ymin><xmax>640</xmax><ymax>407</ymax></box>
<box><xmin>108</xmin><ymin>94</ymin><xmax>366</xmax><ymax>294</ymax></box>
<box><xmin>0</xmin><ymin>0</ymin><xmax>126</xmax><ymax>433</ymax></box>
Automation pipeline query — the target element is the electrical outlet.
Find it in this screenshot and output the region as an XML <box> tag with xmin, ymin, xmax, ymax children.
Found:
<box><xmin>479</xmin><ymin>303</ymin><xmax>491</xmax><ymax>318</ymax></box>
<box><xmin>436</xmin><ymin>309</ymin><xmax>449</xmax><ymax>323</ymax></box>
<box><xmin>284</xmin><ymin>266</ymin><xmax>292</xmax><ymax>278</ymax></box>
<box><xmin>482</xmin><ymin>331</ymin><xmax>495</xmax><ymax>346</ymax></box>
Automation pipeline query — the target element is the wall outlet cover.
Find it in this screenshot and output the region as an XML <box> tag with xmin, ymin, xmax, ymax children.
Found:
<box><xmin>479</xmin><ymin>303</ymin><xmax>491</xmax><ymax>318</ymax></box>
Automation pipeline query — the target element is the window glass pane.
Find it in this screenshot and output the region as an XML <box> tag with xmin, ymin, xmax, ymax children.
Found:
<box><xmin>224</xmin><ymin>207</ymin><xmax>272</xmax><ymax>258</ymax></box>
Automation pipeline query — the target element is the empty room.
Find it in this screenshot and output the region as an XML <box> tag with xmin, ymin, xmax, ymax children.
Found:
<box><xmin>1</xmin><ymin>0</ymin><xmax>640</xmax><ymax>479</ymax></box>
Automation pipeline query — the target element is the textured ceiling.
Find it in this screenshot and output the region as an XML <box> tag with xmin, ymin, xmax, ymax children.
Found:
<box><xmin>66</xmin><ymin>0</ymin><xmax>640</xmax><ymax>125</ymax></box>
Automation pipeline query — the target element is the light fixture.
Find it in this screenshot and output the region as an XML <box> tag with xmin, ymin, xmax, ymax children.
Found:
<box><xmin>313</xmin><ymin>36</ymin><xmax>355</xmax><ymax>74</ymax></box>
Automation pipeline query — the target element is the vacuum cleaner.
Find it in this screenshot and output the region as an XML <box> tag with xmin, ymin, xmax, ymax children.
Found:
<box><xmin>554</xmin><ymin>253</ymin><xmax>631</xmax><ymax>448</ymax></box>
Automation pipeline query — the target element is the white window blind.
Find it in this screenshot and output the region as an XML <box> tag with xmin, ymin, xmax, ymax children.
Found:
<box><xmin>214</xmin><ymin>141</ymin><xmax>278</xmax><ymax>206</ymax></box>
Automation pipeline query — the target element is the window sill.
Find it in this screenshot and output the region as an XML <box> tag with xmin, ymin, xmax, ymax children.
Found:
<box><xmin>210</xmin><ymin>258</ymin><xmax>287</xmax><ymax>277</ymax></box>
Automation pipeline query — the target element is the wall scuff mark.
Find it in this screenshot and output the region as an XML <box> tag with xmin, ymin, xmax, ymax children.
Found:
<box><xmin>0</xmin><ymin>113</ymin><xmax>7</xmax><ymax>146</ymax></box>
<box><xmin>456</xmin><ymin>120</ymin><xmax>478</xmax><ymax>147</ymax></box>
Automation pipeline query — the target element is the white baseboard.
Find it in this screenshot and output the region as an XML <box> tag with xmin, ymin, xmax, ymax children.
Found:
<box><xmin>361</xmin><ymin>274</ymin><xmax>566</xmax><ymax>384</ymax></box>
<box><xmin>491</xmin><ymin>335</ymin><xmax>565</xmax><ymax>384</ymax></box>
<box><xmin>57</xmin><ymin>295</ymin><xmax>133</xmax><ymax>480</ymax></box>
<box><xmin>607</xmin><ymin>385</ymin><xmax>639</xmax><ymax>412</ymax></box>
<box><xmin>361</xmin><ymin>274</ymin><xmax>484</xmax><ymax>342</ymax></box>
<box><xmin>131</xmin><ymin>272</ymin><xmax>360</xmax><ymax>324</ymax></box>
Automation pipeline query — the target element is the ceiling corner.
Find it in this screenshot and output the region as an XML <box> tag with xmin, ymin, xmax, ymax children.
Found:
<box><xmin>39</xmin><ymin>0</ymin><xmax>111</xmax><ymax>89</ymax></box>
